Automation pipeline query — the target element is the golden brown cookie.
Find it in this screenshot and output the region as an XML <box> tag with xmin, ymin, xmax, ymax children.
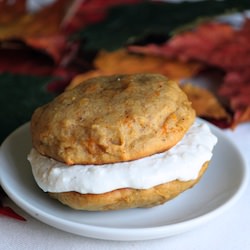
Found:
<box><xmin>31</xmin><ymin>73</ymin><xmax>195</xmax><ymax>165</ymax></box>
<box><xmin>49</xmin><ymin>161</ymin><xmax>209</xmax><ymax>211</ymax></box>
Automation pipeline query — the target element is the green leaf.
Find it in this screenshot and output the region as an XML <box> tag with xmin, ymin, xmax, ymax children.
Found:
<box><xmin>0</xmin><ymin>73</ymin><xmax>55</xmax><ymax>142</ymax></box>
<box><xmin>74</xmin><ymin>0</ymin><xmax>250</xmax><ymax>51</ymax></box>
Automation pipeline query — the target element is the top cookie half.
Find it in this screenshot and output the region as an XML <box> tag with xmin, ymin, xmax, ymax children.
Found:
<box><xmin>31</xmin><ymin>73</ymin><xmax>195</xmax><ymax>165</ymax></box>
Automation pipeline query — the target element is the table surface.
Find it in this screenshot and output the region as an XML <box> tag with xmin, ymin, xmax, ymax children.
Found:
<box><xmin>0</xmin><ymin>121</ymin><xmax>249</xmax><ymax>250</ymax></box>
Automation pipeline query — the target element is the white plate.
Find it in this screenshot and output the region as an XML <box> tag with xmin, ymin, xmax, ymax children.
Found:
<box><xmin>0</xmin><ymin>120</ymin><xmax>248</xmax><ymax>241</ymax></box>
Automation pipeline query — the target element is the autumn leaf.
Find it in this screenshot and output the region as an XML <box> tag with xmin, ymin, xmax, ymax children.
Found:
<box><xmin>0</xmin><ymin>187</ymin><xmax>26</xmax><ymax>221</ymax></box>
<box><xmin>0</xmin><ymin>0</ymin><xmax>69</xmax><ymax>38</ymax></box>
<box><xmin>0</xmin><ymin>0</ymin><xmax>131</xmax><ymax>93</ymax></box>
<box><xmin>181</xmin><ymin>20</ymin><xmax>250</xmax><ymax>127</ymax></box>
<box><xmin>0</xmin><ymin>0</ymin><xmax>93</xmax><ymax>91</ymax></box>
<box><xmin>0</xmin><ymin>206</ymin><xmax>26</xmax><ymax>221</ymax></box>
<box><xmin>0</xmin><ymin>0</ymin><xmax>73</xmax><ymax>63</ymax></box>
<box><xmin>74</xmin><ymin>0</ymin><xmax>250</xmax><ymax>51</ymax></box>
<box><xmin>0</xmin><ymin>0</ymin><xmax>72</xmax><ymax>79</ymax></box>
<box><xmin>128</xmin><ymin>22</ymin><xmax>235</xmax><ymax>62</ymax></box>
<box><xmin>67</xmin><ymin>49</ymin><xmax>201</xmax><ymax>89</ymax></box>
<box><xmin>181</xmin><ymin>83</ymin><xmax>231</xmax><ymax>128</ymax></box>
<box><xmin>0</xmin><ymin>0</ymin><xmax>144</xmax><ymax>64</ymax></box>
<box><xmin>0</xmin><ymin>0</ymin><xmax>26</xmax><ymax>25</ymax></box>
<box><xmin>129</xmin><ymin>18</ymin><xmax>250</xmax><ymax>127</ymax></box>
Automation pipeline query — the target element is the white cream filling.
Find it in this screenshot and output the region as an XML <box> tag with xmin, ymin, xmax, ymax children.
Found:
<box><xmin>28</xmin><ymin>121</ymin><xmax>217</xmax><ymax>194</ymax></box>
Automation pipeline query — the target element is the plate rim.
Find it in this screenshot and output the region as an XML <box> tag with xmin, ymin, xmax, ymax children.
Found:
<box><xmin>0</xmin><ymin>120</ymin><xmax>248</xmax><ymax>241</ymax></box>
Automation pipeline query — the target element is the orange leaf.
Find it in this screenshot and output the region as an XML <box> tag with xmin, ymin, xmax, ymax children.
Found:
<box><xmin>181</xmin><ymin>83</ymin><xmax>231</xmax><ymax>122</ymax></box>
<box><xmin>0</xmin><ymin>0</ymin><xmax>26</xmax><ymax>25</ymax></box>
<box><xmin>68</xmin><ymin>49</ymin><xmax>201</xmax><ymax>89</ymax></box>
<box><xmin>0</xmin><ymin>0</ymin><xmax>72</xmax><ymax>38</ymax></box>
<box><xmin>0</xmin><ymin>0</ymin><xmax>73</xmax><ymax>62</ymax></box>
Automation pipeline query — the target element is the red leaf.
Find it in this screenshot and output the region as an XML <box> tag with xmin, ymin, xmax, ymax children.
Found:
<box><xmin>129</xmin><ymin>22</ymin><xmax>235</xmax><ymax>63</ymax></box>
<box><xmin>0</xmin><ymin>207</ymin><xmax>26</xmax><ymax>221</ymax></box>
<box><xmin>129</xmin><ymin>19</ymin><xmax>250</xmax><ymax>127</ymax></box>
